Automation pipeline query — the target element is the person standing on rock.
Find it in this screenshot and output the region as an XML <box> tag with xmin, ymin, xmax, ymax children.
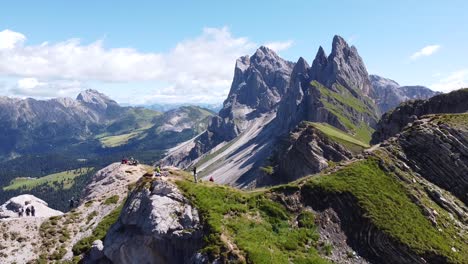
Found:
<box><xmin>69</xmin><ymin>197</ymin><xmax>75</xmax><ymax>209</ymax></box>
<box><xmin>192</xmin><ymin>166</ymin><xmax>198</xmax><ymax>183</ymax></box>
<box><xmin>31</xmin><ymin>205</ymin><xmax>36</xmax><ymax>217</ymax></box>
<box><xmin>25</xmin><ymin>206</ymin><xmax>31</xmax><ymax>216</ymax></box>
<box><xmin>18</xmin><ymin>208</ymin><xmax>24</xmax><ymax>217</ymax></box>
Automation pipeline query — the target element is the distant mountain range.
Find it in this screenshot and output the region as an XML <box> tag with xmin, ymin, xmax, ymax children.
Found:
<box><xmin>369</xmin><ymin>74</ymin><xmax>440</xmax><ymax>113</ymax></box>
<box><xmin>0</xmin><ymin>90</ymin><xmax>214</xmax><ymax>208</ymax></box>
<box><xmin>142</xmin><ymin>103</ymin><xmax>221</xmax><ymax>113</ymax></box>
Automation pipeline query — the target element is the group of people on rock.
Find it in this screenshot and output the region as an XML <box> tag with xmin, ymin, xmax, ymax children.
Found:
<box><xmin>17</xmin><ymin>202</ymin><xmax>36</xmax><ymax>217</ymax></box>
<box><xmin>69</xmin><ymin>197</ymin><xmax>80</xmax><ymax>209</ymax></box>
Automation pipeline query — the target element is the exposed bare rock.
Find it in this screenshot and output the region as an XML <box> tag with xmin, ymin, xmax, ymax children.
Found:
<box><xmin>0</xmin><ymin>194</ymin><xmax>63</xmax><ymax>219</ymax></box>
<box><xmin>371</xmin><ymin>88</ymin><xmax>468</xmax><ymax>143</ymax></box>
<box><xmin>271</xmin><ymin>122</ymin><xmax>353</xmax><ymax>183</ymax></box>
<box><xmin>383</xmin><ymin>115</ymin><xmax>468</xmax><ymax>204</ymax></box>
<box><xmin>162</xmin><ymin>46</ymin><xmax>294</xmax><ymax>169</ymax></box>
<box><xmin>103</xmin><ymin>179</ymin><xmax>203</xmax><ymax>264</ymax></box>
<box><xmin>310</xmin><ymin>35</ymin><xmax>373</xmax><ymax>97</ymax></box>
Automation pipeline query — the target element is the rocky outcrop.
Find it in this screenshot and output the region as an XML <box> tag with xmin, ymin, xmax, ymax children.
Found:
<box><xmin>0</xmin><ymin>194</ymin><xmax>63</xmax><ymax>218</ymax></box>
<box><xmin>271</xmin><ymin>123</ymin><xmax>353</xmax><ymax>183</ymax></box>
<box><xmin>381</xmin><ymin>115</ymin><xmax>468</xmax><ymax>204</ymax></box>
<box><xmin>102</xmin><ymin>179</ymin><xmax>203</xmax><ymax>264</ymax></box>
<box><xmin>371</xmin><ymin>88</ymin><xmax>468</xmax><ymax>143</ymax></box>
<box><xmin>369</xmin><ymin>75</ymin><xmax>439</xmax><ymax>113</ymax></box>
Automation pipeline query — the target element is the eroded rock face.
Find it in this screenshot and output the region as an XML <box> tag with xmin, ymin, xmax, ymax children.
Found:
<box><xmin>275</xmin><ymin>37</ymin><xmax>379</xmax><ymax>133</ymax></box>
<box><xmin>103</xmin><ymin>180</ymin><xmax>203</xmax><ymax>264</ymax></box>
<box><xmin>162</xmin><ymin>46</ymin><xmax>294</xmax><ymax>167</ymax></box>
<box><xmin>386</xmin><ymin>117</ymin><xmax>468</xmax><ymax>204</ymax></box>
<box><xmin>273</xmin><ymin>123</ymin><xmax>353</xmax><ymax>182</ymax></box>
<box><xmin>310</xmin><ymin>36</ymin><xmax>372</xmax><ymax>97</ymax></box>
<box><xmin>371</xmin><ymin>88</ymin><xmax>468</xmax><ymax>143</ymax></box>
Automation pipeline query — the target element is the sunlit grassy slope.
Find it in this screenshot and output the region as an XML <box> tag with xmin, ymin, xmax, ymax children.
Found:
<box><xmin>3</xmin><ymin>167</ymin><xmax>93</xmax><ymax>191</ymax></box>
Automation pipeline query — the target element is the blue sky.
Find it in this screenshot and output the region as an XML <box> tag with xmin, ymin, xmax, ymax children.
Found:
<box><xmin>0</xmin><ymin>0</ymin><xmax>467</xmax><ymax>104</ymax></box>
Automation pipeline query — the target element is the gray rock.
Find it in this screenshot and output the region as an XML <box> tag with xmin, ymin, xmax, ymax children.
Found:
<box><xmin>103</xmin><ymin>180</ymin><xmax>203</xmax><ymax>264</ymax></box>
<box><xmin>310</xmin><ymin>35</ymin><xmax>372</xmax><ymax>97</ymax></box>
<box><xmin>369</xmin><ymin>75</ymin><xmax>440</xmax><ymax>113</ymax></box>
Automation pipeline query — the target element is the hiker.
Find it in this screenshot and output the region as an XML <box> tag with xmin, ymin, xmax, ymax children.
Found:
<box><xmin>31</xmin><ymin>206</ymin><xmax>36</xmax><ymax>217</ymax></box>
<box><xmin>69</xmin><ymin>198</ymin><xmax>75</xmax><ymax>209</ymax></box>
<box><xmin>25</xmin><ymin>207</ymin><xmax>31</xmax><ymax>216</ymax></box>
<box><xmin>192</xmin><ymin>166</ymin><xmax>198</xmax><ymax>183</ymax></box>
<box><xmin>121</xmin><ymin>157</ymin><xmax>128</xmax><ymax>164</ymax></box>
<box><xmin>18</xmin><ymin>208</ymin><xmax>24</xmax><ymax>217</ymax></box>
<box><xmin>155</xmin><ymin>165</ymin><xmax>161</xmax><ymax>176</ymax></box>
<box><xmin>209</xmin><ymin>176</ymin><xmax>214</xmax><ymax>182</ymax></box>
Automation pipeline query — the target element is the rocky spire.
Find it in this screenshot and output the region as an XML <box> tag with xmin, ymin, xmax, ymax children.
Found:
<box><xmin>310</xmin><ymin>35</ymin><xmax>372</xmax><ymax>96</ymax></box>
<box><xmin>309</xmin><ymin>46</ymin><xmax>328</xmax><ymax>82</ymax></box>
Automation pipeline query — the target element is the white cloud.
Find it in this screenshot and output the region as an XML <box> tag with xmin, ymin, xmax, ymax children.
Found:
<box><xmin>0</xmin><ymin>29</ymin><xmax>26</xmax><ymax>49</ymax></box>
<box><xmin>263</xmin><ymin>40</ymin><xmax>293</xmax><ymax>52</ymax></box>
<box><xmin>10</xmin><ymin>77</ymin><xmax>84</xmax><ymax>98</ymax></box>
<box><xmin>410</xmin><ymin>45</ymin><xmax>441</xmax><ymax>60</ymax></box>
<box><xmin>431</xmin><ymin>69</ymin><xmax>468</xmax><ymax>92</ymax></box>
<box><xmin>0</xmin><ymin>27</ymin><xmax>293</xmax><ymax>103</ymax></box>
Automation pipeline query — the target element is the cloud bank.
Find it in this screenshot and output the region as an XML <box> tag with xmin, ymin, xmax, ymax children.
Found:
<box><xmin>0</xmin><ymin>28</ymin><xmax>293</xmax><ymax>104</ymax></box>
<box><xmin>431</xmin><ymin>69</ymin><xmax>468</xmax><ymax>92</ymax></box>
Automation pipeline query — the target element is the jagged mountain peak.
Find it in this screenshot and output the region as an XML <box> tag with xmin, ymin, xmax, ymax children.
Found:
<box><xmin>331</xmin><ymin>35</ymin><xmax>347</xmax><ymax>50</ymax></box>
<box><xmin>76</xmin><ymin>89</ymin><xmax>119</xmax><ymax>113</ymax></box>
<box><xmin>308</xmin><ymin>34</ymin><xmax>372</xmax><ymax>96</ymax></box>
<box><xmin>254</xmin><ymin>45</ymin><xmax>278</xmax><ymax>57</ymax></box>
<box><xmin>76</xmin><ymin>89</ymin><xmax>116</xmax><ymax>105</ymax></box>
<box><xmin>294</xmin><ymin>57</ymin><xmax>310</xmax><ymax>73</ymax></box>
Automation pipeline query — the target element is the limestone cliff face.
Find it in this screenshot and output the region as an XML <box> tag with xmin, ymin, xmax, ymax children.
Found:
<box><xmin>267</xmin><ymin>123</ymin><xmax>353</xmax><ymax>183</ymax></box>
<box><xmin>275</xmin><ymin>36</ymin><xmax>379</xmax><ymax>133</ymax></box>
<box><xmin>371</xmin><ymin>88</ymin><xmax>468</xmax><ymax>143</ymax></box>
<box><xmin>310</xmin><ymin>36</ymin><xmax>373</xmax><ymax>97</ymax></box>
<box><xmin>162</xmin><ymin>47</ymin><xmax>294</xmax><ymax>168</ymax></box>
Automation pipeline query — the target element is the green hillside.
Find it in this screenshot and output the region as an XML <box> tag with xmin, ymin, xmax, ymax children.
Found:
<box><xmin>308</xmin><ymin>122</ymin><xmax>369</xmax><ymax>153</ymax></box>
<box><xmin>3</xmin><ymin>167</ymin><xmax>93</xmax><ymax>191</ymax></box>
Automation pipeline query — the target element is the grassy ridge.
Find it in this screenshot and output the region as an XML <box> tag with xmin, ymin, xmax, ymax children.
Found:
<box><xmin>304</xmin><ymin>158</ymin><xmax>466</xmax><ymax>263</ymax></box>
<box><xmin>3</xmin><ymin>167</ymin><xmax>93</xmax><ymax>191</ymax></box>
<box><xmin>308</xmin><ymin>122</ymin><xmax>369</xmax><ymax>153</ymax></box>
<box><xmin>176</xmin><ymin>180</ymin><xmax>328</xmax><ymax>264</ymax></box>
